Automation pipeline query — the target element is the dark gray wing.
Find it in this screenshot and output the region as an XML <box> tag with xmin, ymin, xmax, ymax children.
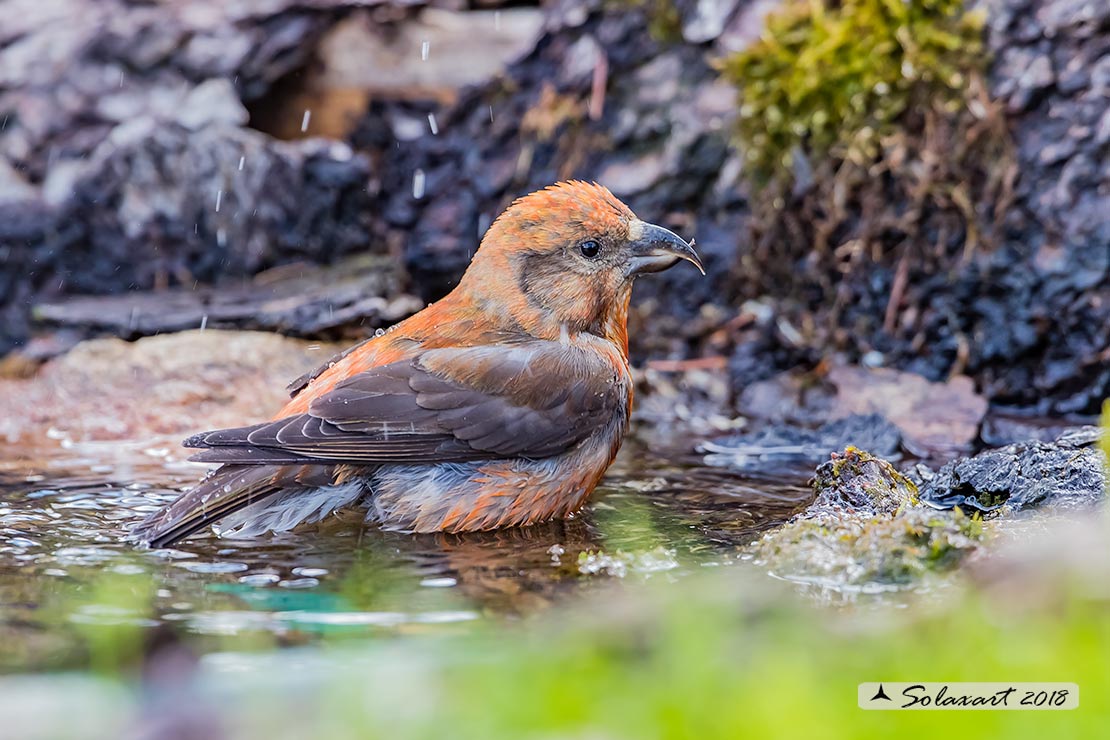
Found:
<box><xmin>185</xmin><ymin>342</ymin><xmax>629</xmax><ymax>465</ymax></box>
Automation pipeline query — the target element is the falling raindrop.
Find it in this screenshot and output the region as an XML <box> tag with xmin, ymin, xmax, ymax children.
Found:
<box><xmin>200</xmin><ymin>315</ymin><xmax>208</xmax><ymax>331</ymax></box>
<box><xmin>217</xmin><ymin>228</ymin><xmax>227</xmax><ymax>247</ymax></box>
<box><xmin>421</xmin><ymin>40</ymin><xmax>429</xmax><ymax>61</ymax></box>
<box><xmin>301</xmin><ymin>109</ymin><xmax>312</xmax><ymax>132</ymax></box>
<box><xmin>489</xmin><ymin>105</ymin><xmax>494</xmax><ymax>123</ymax></box>
<box><xmin>215</xmin><ymin>189</ymin><xmax>222</xmax><ymax>212</ymax></box>
<box><xmin>412</xmin><ymin>169</ymin><xmax>426</xmax><ymax>199</ymax></box>
<box><xmin>238</xmin><ymin>156</ymin><xmax>245</xmax><ymax>171</ymax></box>
<box><xmin>427</xmin><ymin>113</ymin><xmax>438</xmax><ymax>135</ymax></box>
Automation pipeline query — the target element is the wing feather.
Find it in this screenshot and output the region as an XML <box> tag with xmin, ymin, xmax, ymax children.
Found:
<box><xmin>184</xmin><ymin>342</ymin><xmax>628</xmax><ymax>466</ymax></box>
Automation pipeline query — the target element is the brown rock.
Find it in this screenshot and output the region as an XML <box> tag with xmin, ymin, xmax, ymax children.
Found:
<box><xmin>826</xmin><ymin>366</ymin><xmax>987</xmax><ymax>456</ymax></box>
<box><xmin>0</xmin><ymin>331</ymin><xmax>341</xmax><ymax>444</ymax></box>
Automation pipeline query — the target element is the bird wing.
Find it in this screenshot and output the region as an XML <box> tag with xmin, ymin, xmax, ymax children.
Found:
<box><xmin>184</xmin><ymin>341</ymin><xmax>629</xmax><ymax>465</ymax></box>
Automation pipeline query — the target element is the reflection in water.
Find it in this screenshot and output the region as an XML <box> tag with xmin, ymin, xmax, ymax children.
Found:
<box><xmin>0</xmin><ymin>436</ymin><xmax>811</xmax><ymax>670</ymax></box>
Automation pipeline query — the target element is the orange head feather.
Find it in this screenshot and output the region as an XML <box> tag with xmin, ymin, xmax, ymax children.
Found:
<box><xmin>455</xmin><ymin>181</ymin><xmax>702</xmax><ymax>344</ymax></box>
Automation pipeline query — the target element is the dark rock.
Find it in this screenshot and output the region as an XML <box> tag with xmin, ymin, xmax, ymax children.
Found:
<box><xmin>0</xmin><ymin>0</ymin><xmax>421</xmax><ymax>355</ymax></box>
<box><xmin>810</xmin><ymin>447</ymin><xmax>918</xmax><ymax>515</ymax></box>
<box><xmin>980</xmin><ymin>412</ymin><xmax>1094</xmax><ymax>446</ymax></box>
<box><xmin>919</xmin><ymin>429</ymin><xmax>1106</xmax><ymax>513</ymax></box>
<box><xmin>0</xmin><ymin>122</ymin><xmax>383</xmax><ymax>355</ymax></box>
<box><xmin>33</xmin><ymin>254</ymin><xmax>422</xmax><ymax>342</ymax></box>
<box><xmin>701</xmin><ymin>414</ymin><xmax>901</xmax><ymax>472</ymax></box>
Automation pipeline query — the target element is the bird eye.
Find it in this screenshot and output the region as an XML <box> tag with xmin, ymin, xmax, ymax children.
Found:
<box><xmin>579</xmin><ymin>240</ymin><xmax>601</xmax><ymax>259</ymax></box>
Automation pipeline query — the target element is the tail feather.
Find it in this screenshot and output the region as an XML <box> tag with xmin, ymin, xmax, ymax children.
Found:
<box><xmin>129</xmin><ymin>464</ymin><xmax>319</xmax><ymax>549</ymax></box>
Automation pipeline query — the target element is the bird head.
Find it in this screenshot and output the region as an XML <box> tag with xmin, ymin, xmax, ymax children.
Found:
<box><xmin>461</xmin><ymin>181</ymin><xmax>703</xmax><ymax>339</ymax></box>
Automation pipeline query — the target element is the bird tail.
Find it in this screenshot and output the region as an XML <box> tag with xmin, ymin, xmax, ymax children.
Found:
<box><xmin>129</xmin><ymin>464</ymin><xmax>310</xmax><ymax>549</ymax></box>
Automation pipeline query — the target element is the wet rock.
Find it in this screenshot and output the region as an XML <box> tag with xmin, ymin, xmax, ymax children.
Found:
<box><xmin>753</xmin><ymin>506</ymin><xmax>982</xmax><ymax>589</ymax></box>
<box><xmin>680</xmin><ymin>0</ymin><xmax>737</xmax><ymax>44</ymax></box>
<box><xmin>1</xmin><ymin>0</ymin><xmax>492</xmax><ymax>356</ymax></box>
<box><xmin>735</xmin><ymin>365</ymin><xmax>987</xmax><ymax>458</ymax></box>
<box><xmin>701</xmin><ymin>414</ymin><xmax>901</xmax><ymax>472</ymax></box>
<box><xmin>980</xmin><ymin>412</ymin><xmax>1093</xmax><ymax>446</ymax></box>
<box><xmin>0</xmin><ymin>159</ymin><xmax>35</xmax><ymax>204</ymax></box>
<box><xmin>969</xmin><ymin>0</ymin><xmax>1110</xmax><ymax>414</ymax></box>
<box><xmin>825</xmin><ymin>366</ymin><xmax>988</xmax><ymax>457</ymax></box>
<box><xmin>0</xmin><ymin>0</ymin><xmax>395</xmax><ymax>355</ymax></box>
<box><xmin>0</xmin><ymin>331</ymin><xmax>341</xmax><ymax>443</ymax></box>
<box><xmin>751</xmin><ymin>444</ymin><xmax>982</xmax><ymax>589</ymax></box>
<box><xmin>254</xmin><ymin>7</ymin><xmax>544</xmax><ymax>140</ymax></box>
<box><xmin>175</xmin><ymin>79</ymin><xmax>250</xmax><ymax>131</ymax></box>
<box><xmin>33</xmin><ymin>254</ymin><xmax>422</xmax><ymax>343</ymax></box>
<box><xmin>918</xmin><ymin>429</ymin><xmax>1106</xmax><ymax>513</ymax></box>
<box><xmin>2</xmin><ymin>122</ymin><xmax>383</xmax><ymax>356</ymax></box>
<box><xmin>810</xmin><ymin>447</ymin><xmax>918</xmax><ymax>515</ymax></box>
<box><xmin>733</xmin><ymin>366</ymin><xmax>836</xmax><ymax>426</ymax></box>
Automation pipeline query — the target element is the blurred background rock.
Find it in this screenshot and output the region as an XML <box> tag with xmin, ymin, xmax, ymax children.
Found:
<box><xmin>1</xmin><ymin>0</ymin><xmax>1106</xmax><ymax>418</ymax></box>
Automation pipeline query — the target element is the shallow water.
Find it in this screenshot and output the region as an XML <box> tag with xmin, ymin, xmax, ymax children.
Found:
<box><xmin>0</xmin><ymin>433</ymin><xmax>811</xmax><ymax>671</ymax></box>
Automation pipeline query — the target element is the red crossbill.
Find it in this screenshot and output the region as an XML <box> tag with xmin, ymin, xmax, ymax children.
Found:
<box><xmin>132</xmin><ymin>181</ymin><xmax>702</xmax><ymax>548</ymax></box>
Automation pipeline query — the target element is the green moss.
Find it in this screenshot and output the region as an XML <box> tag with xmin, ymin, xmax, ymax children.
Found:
<box><xmin>754</xmin><ymin>506</ymin><xmax>983</xmax><ymax>586</ymax></box>
<box><xmin>721</xmin><ymin>0</ymin><xmax>986</xmax><ymax>181</ymax></box>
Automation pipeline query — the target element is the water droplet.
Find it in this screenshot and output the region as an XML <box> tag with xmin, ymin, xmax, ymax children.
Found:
<box><xmin>412</xmin><ymin>169</ymin><xmax>426</xmax><ymax>199</ymax></box>
<box><xmin>292</xmin><ymin>567</ymin><xmax>328</xmax><ymax>578</ymax></box>
<box><xmin>301</xmin><ymin>109</ymin><xmax>312</xmax><ymax>132</ymax></box>
<box><xmin>421</xmin><ymin>40</ymin><xmax>429</xmax><ymax>61</ymax></box>
<box><xmin>215</xmin><ymin>189</ymin><xmax>222</xmax><ymax>212</ymax></box>
<box><xmin>238</xmin><ymin>155</ymin><xmax>245</xmax><ymax>171</ymax></box>
<box><xmin>427</xmin><ymin>113</ymin><xmax>438</xmax><ymax>135</ymax></box>
<box><xmin>419</xmin><ymin>577</ymin><xmax>456</xmax><ymax>588</ymax></box>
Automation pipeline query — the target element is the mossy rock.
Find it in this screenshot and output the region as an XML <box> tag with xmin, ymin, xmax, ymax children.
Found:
<box><xmin>752</xmin><ymin>446</ymin><xmax>982</xmax><ymax>589</ymax></box>
<box><xmin>812</xmin><ymin>446</ymin><xmax>919</xmax><ymax>514</ymax></box>
<box><xmin>754</xmin><ymin>506</ymin><xmax>983</xmax><ymax>588</ymax></box>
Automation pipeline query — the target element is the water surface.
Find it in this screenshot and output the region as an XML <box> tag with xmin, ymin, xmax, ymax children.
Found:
<box><xmin>0</xmin><ymin>433</ymin><xmax>811</xmax><ymax>671</ymax></box>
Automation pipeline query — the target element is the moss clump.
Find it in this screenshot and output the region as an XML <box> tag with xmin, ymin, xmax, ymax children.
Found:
<box><xmin>721</xmin><ymin>0</ymin><xmax>987</xmax><ymax>181</ymax></box>
<box><xmin>718</xmin><ymin>0</ymin><xmax>1014</xmax><ymax>369</ymax></box>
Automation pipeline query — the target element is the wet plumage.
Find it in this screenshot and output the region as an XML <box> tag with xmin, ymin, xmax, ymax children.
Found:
<box><xmin>131</xmin><ymin>181</ymin><xmax>702</xmax><ymax>548</ymax></box>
